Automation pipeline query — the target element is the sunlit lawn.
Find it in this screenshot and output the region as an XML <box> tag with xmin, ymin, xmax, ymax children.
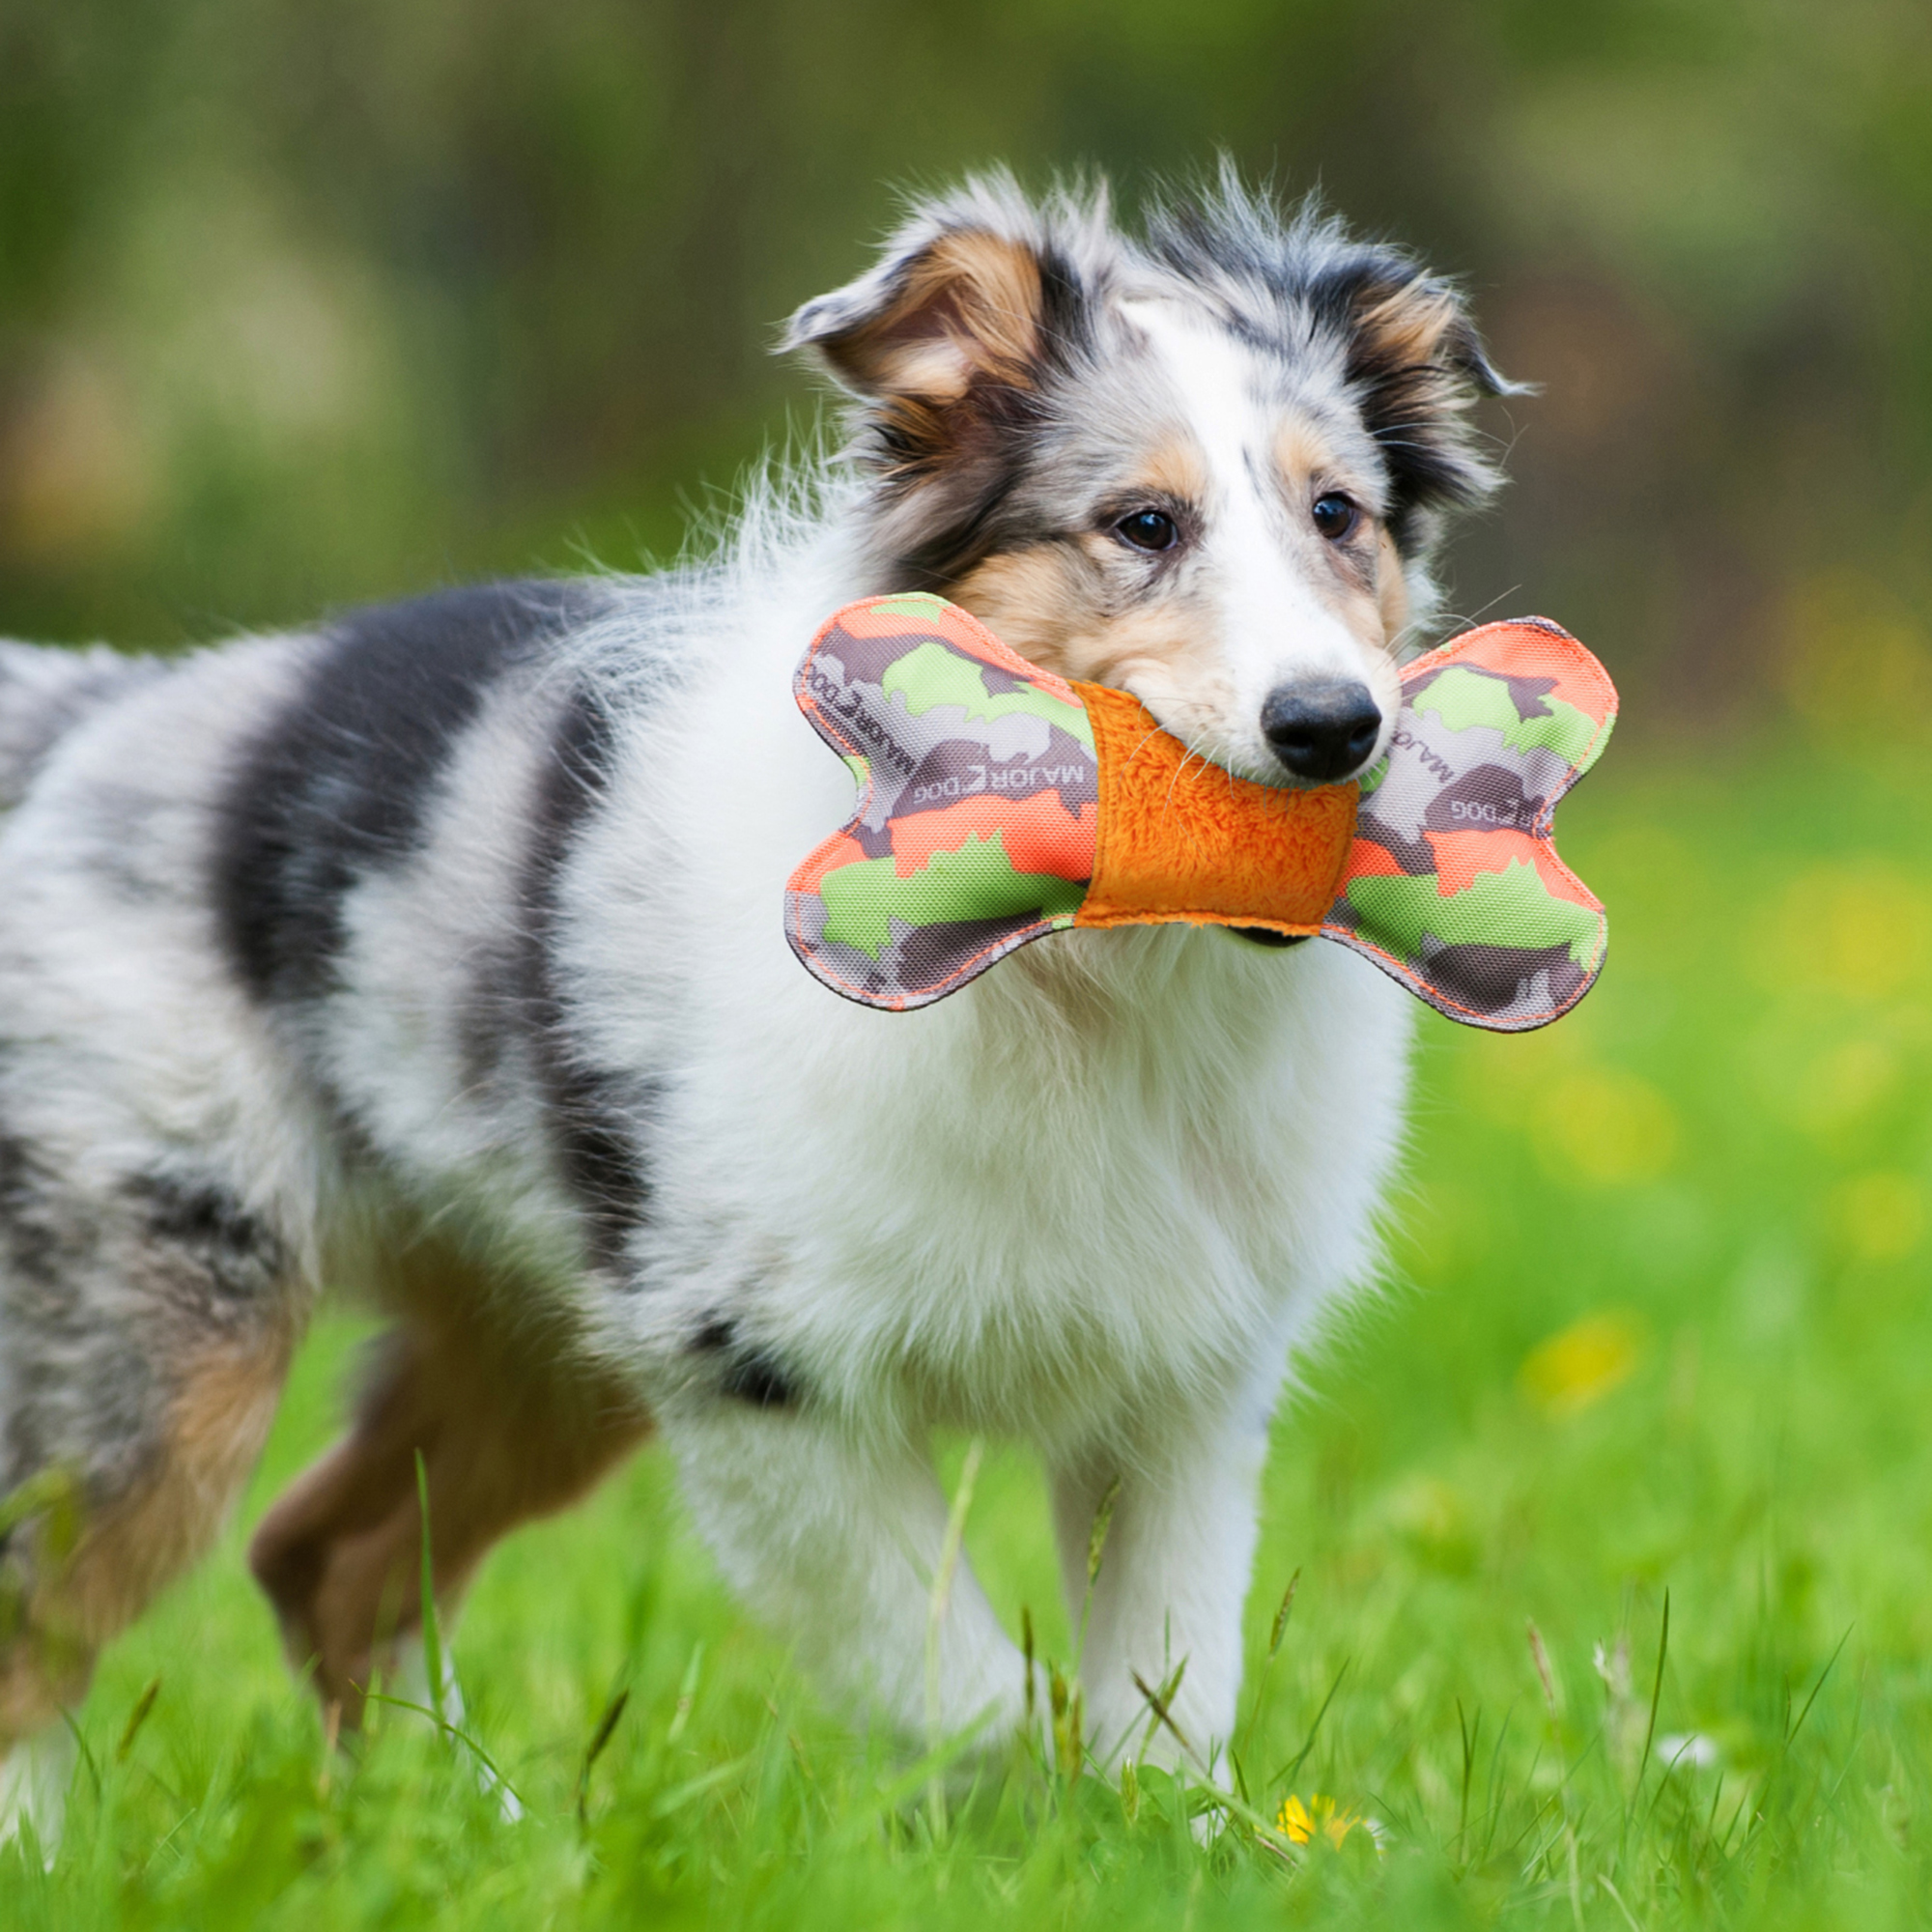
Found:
<box><xmin>7</xmin><ymin>735</ymin><xmax>1932</xmax><ymax>1927</ymax></box>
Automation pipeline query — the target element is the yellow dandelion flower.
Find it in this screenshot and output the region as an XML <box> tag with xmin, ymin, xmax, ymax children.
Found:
<box><xmin>1275</xmin><ymin>1792</ymin><xmax>1359</xmax><ymax>1849</ymax></box>
<box><xmin>1519</xmin><ymin>1309</ymin><xmax>1646</xmax><ymax>1418</ymax></box>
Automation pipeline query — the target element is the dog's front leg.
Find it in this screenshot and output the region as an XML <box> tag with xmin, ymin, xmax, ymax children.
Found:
<box><xmin>662</xmin><ymin>1399</ymin><xmax>1032</xmax><ymax>1756</ymax></box>
<box><xmin>1052</xmin><ymin>1410</ymin><xmax>1271</xmax><ymax>1777</ymax></box>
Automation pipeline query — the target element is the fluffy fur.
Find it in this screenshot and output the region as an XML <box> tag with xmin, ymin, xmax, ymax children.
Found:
<box><xmin>0</xmin><ymin>170</ymin><xmax>1513</xmax><ymax>1841</ymax></box>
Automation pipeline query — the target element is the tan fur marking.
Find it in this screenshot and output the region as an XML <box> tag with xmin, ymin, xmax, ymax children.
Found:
<box><xmin>0</xmin><ymin>1315</ymin><xmax>297</xmax><ymax>1744</ymax></box>
<box><xmin>1357</xmin><ymin>281</ymin><xmax>1463</xmax><ymax>366</ymax></box>
<box><xmin>923</xmin><ymin>230</ymin><xmax>1042</xmax><ymax>380</ymax></box>
<box><xmin>954</xmin><ymin>542</ymin><xmax>1226</xmax><ymax>692</ymax></box>
<box><xmin>0</xmin><ymin>1636</ymin><xmax>80</xmax><ymax>1744</ymax></box>
<box><xmin>1273</xmin><ymin>416</ymin><xmax>1334</xmax><ymax>488</ymax></box>
<box><xmin>1376</xmin><ymin>528</ymin><xmax>1411</xmax><ymax>645</ymax></box>
<box><xmin>951</xmin><ymin>545</ymin><xmax>1101</xmax><ymax>674</ymax></box>
<box><xmin>1135</xmin><ymin>436</ymin><xmax>1208</xmax><ymax>505</ymax></box>
<box><xmin>249</xmin><ymin>1237</ymin><xmax>650</xmax><ymax>1724</ymax></box>
<box><xmin>1068</xmin><ymin>598</ymin><xmax>1230</xmax><ymax>698</ymax></box>
<box><xmin>953</xmin><ymin>543</ymin><xmax>1233</xmax><ymax>746</ymax></box>
<box><xmin>64</xmin><ymin>1326</ymin><xmax>295</xmax><ymax>1641</ymax></box>
<box><xmin>833</xmin><ymin>230</ymin><xmax>1043</xmax><ymax>401</ymax></box>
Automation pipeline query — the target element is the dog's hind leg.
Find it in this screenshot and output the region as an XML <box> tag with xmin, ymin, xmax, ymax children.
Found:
<box><xmin>247</xmin><ymin>1238</ymin><xmax>649</xmax><ymax>1730</ymax></box>
<box><xmin>0</xmin><ymin>1174</ymin><xmax>300</xmax><ymax>1849</ymax></box>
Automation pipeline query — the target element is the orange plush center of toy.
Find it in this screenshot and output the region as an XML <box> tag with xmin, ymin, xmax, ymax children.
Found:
<box><xmin>1072</xmin><ymin>681</ymin><xmax>1359</xmax><ymax>934</ymax></box>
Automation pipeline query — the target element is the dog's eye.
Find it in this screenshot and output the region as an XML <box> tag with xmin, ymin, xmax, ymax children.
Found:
<box><xmin>1114</xmin><ymin>509</ymin><xmax>1179</xmax><ymax>554</ymax></box>
<box><xmin>1311</xmin><ymin>494</ymin><xmax>1358</xmax><ymax>541</ymax></box>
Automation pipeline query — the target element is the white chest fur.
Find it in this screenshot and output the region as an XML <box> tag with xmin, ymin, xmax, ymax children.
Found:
<box><xmin>572</xmin><ymin>606</ymin><xmax>1416</xmax><ymax>1450</ymax></box>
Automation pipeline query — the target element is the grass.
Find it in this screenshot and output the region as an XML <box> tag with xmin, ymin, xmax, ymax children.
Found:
<box><xmin>8</xmin><ymin>732</ymin><xmax>1932</xmax><ymax>1927</ymax></box>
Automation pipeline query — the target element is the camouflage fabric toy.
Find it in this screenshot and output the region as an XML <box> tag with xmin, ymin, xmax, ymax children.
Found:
<box><xmin>785</xmin><ymin>594</ymin><xmax>1616</xmax><ymax>1030</ymax></box>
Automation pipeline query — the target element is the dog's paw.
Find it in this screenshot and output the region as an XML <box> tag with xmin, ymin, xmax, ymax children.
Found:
<box><xmin>0</xmin><ymin>1725</ymin><xmax>74</xmax><ymax>1867</ymax></box>
<box><xmin>388</xmin><ymin>1636</ymin><xmax>523</xmax><ymax>1822</ymax></box>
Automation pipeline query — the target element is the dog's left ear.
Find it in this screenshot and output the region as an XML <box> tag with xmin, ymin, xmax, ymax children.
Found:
<box><xmin>1330</xmin><ymin>263</ymin><xmax>1527</xmax><ymax>546</ymax></box>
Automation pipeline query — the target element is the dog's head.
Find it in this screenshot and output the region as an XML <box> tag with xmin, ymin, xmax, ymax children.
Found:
<box><xmin>785</xmin><ymin>170</ymin><xmax>1520</xmax><ymax>789</ymax></box>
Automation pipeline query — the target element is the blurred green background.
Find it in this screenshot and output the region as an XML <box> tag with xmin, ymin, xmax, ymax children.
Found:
<box><xmin>3</xmin><ymin>0</ymin><xmax>1930</xmax><ymax>744</ymax></box>
<box><xmin>8</xmin><ymin>4</ymin><xmax>1932</xmax><ymax>1923</ymax></box>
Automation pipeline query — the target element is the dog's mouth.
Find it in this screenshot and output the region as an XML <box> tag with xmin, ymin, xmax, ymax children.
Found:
<box><xmin>1228</xmin><ymin>927</ymin><xmax>1310</xmax><ymax>950</ymax></box>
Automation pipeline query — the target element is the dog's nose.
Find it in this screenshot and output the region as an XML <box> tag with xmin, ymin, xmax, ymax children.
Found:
<box><xmin>1260</xmin><ymin>681</ymin><xmax>1382</xmax><ymax>783</ymax></box>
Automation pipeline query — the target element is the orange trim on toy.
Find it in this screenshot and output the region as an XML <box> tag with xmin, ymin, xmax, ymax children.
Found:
<box><xmin>888</xmin><ymin>790</ymin><xmax>1097</xmax><ymax>880</ymax></box>
<box><xmin>1070</xmin><ymin>682</ymin><xmax>1359</xmax><ymax>934</ymax></box>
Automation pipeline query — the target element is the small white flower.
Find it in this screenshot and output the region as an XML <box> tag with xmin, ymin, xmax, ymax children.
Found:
<box><xmin>1654</xmin><ymin>1731</ymin><xmax>1719</xmax><ymax>1770</ymax></box>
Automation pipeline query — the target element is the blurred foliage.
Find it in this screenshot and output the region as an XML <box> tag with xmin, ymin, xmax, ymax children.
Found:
<box><xmin>1</xmin><ymin>0</ymin><xmax>1929</xmax><ymax>733</ymax></box>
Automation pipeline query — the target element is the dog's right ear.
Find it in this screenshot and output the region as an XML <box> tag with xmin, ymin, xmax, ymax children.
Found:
<box><xmin>782</xmin><ymin>194</ymin><xmax>1068</xmax><ymax>471</ymax></box>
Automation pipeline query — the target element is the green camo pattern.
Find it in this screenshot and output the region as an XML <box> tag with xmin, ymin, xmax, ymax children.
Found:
<box><xmin>819</xmin><ymin>838</ymin><xmax>1089</xmax><ymax>960</ymax></box>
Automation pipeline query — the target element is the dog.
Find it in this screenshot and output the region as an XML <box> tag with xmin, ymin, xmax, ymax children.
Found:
<box><xmin>0</xmin><ymin>170</ymin><xmax>1514</xmax><ymax>1838</ymax></box>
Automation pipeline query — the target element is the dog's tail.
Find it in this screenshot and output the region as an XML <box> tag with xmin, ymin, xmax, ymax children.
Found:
<box><xmin>0</xmin><ymin>639</ymin><xmax>156</xmax><ymax>810</ymax></box>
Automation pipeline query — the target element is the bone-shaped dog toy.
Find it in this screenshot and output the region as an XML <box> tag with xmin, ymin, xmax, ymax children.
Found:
<box><xmin>786</xmin><ymin>593</ymin><xmax>1616</xmax><ymax>1030</ymax></box>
